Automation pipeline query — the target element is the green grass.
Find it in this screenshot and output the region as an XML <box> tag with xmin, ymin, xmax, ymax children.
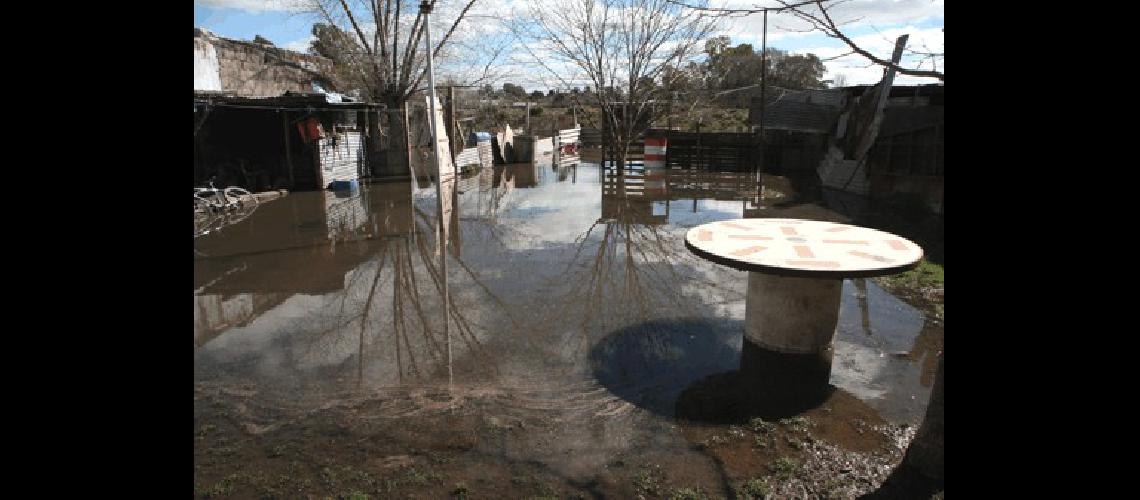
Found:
<box><xmin>669</xmin><ymin>486</ymin><xmax>709</xmax><ymax>500</ymax></box>
<box><xmin>770</xmin><ymin>457</ymin><xmax>798</xmax><ymax>477</ymax></box>
<box><xmin>778</xmin><ymin>416</ymin><xmax>811</xmax><ymax>433</ymax></box>
<box><xmin>879</xmin><ymin>259</ymin><xmax>944</xmax><ymax>290</ymax></box>
<box><xmin>737</xmin><ymin>478</ymin><xmax>771</xmax><ymax>499</ymax></box>
<box><xmin>383</xmin><ymin>466</ymin><xmax>444</xmax><ymax>492</ymax></box>
<box><xmin>205</xmin><ymin>473</ymin><xmax>240</xmax><ymax>497</ymax></box>
<box><xmin>749</xmin><ymin>417</ymin><xmax>776</xmax><ymax>434</ymax></box>
<box><xmin>633</xmin><ymin>465</ymin><xmax>667</xmax><ymax>496</ymax></box>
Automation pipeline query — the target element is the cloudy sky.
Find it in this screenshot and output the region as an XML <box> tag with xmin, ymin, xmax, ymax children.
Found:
<box><xmin>194</xmin><ymin>0</ymin><xmax>943</xmax><ymax>89</ymax></box>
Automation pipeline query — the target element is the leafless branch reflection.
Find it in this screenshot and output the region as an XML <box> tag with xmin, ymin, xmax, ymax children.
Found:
<box><xmin>285</xmin><ymin>179</ymin><xmax>526</xmax><ymax>388</ymax></box>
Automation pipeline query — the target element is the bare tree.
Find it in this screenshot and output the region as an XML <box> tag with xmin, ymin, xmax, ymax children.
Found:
<box><xmin>517</xmin><ymin>0</ymin><xmax>717</xmax><ymax>168</ymax></box>
<box><xmin>776</xmin><ymin>0</ymin><xmax>942</xmax><ymax>81</ymax></box>
<box><xmin>309</xmin><ymin>0</ymin><xmax>501</xmax><ymax>174</ymax></box>
<box><xmin>667</xmin><ymin>0</ymin><xmax>943</xmax><ymax>81</ymax></box>
<box><xmin>311</xmin><ymin>0</ymin><xmax>490</xmax><ymax>101</ymax></box>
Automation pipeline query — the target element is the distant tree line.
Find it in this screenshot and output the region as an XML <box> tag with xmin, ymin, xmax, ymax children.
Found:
<box><xmin>662</xmin><ymin>35</ymin><xmax>828</xmax><ymax>107</ymax></box>
<box><xmin>485</xmin><ymin>35</ymin><xmax>830</xmax><ymax>110</ymax></box>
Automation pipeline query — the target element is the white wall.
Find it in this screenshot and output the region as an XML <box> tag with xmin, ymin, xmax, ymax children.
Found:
<box><xmin>194</xmin><ymin>38</ymin><xmax>222</xmax><ymax>91</ymax></box>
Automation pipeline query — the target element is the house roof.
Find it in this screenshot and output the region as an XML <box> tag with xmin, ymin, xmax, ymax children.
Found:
<box><xmin>749</xmin><ymin>84</ymin><xmax>944</xmax><ymax>133</ymax></box>
<box><xmin>749</xmin><ymin>88</ymin><xmax>845</xmax><ymax>133</ymax></box>
<box><xmin>193</xmin><ymin>91</ymin><xmax>387</xmax><ymax>111</ymax></box>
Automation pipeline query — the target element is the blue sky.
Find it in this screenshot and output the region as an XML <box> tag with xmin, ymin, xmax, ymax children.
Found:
<box><xmin>195</xmin><ymin>5</ymin><xmax>317</xmax><ymax>51</ymax></box>
<box><xmin>194</xmin><ymin>0</ymin><xmax>944</xmax><ymax>86</ymax></box>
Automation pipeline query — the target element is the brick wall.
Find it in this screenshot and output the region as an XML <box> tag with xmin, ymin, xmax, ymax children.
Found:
<box><xmin>195</xmin><ymin>29</ymin><xmax>335</xmax><ymax>97</ymax></box>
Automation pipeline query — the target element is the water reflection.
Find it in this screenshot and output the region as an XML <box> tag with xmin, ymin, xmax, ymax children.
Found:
<box><xmin>194</xmin><ymin>155</ymin><xmax>941</xmax><ymax>493</ymax></box>
<box><xmin>193</xmin><ymin>178</ymin><xmax>509</xmax><ymax>390</ymax></box>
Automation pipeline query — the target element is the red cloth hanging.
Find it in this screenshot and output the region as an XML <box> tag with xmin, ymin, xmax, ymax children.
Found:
<box><xmin>296</xmin><ymin>117</ymin><xmax>324</xmax><ymax>143</ymax></box>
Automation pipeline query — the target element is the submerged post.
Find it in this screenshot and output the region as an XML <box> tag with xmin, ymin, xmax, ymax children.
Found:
<box><xmin>758</xmin><ymin>9</ymin><xmax>768</xmax><ymax>188</ymax></box>
<box><xmin>448</xmin><ymin>86</ymin><xmax>458</xmax><ymax>162</ymax></box>
<box><xmin>421</xmin><ymin>0</ymin><xmax>452</xmax><ymax>385</ymax></box>
<box><xmin>282</xmin><ymin>111</ymin><xmax>294</xmax><ymax>190</ymax></box>
<box><xmin>404</xmin><ymin>106</ymin><xmax>413</xmax><ymax>176</ymax></box>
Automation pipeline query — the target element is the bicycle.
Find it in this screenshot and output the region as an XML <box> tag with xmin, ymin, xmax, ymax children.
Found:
<box><xmin>194</xmin><ymin>178</ymin><xmax>261</xmax><ymax>238</ymax></box>
<box><xmin>195</xmin><ymin>203</ymin><xmax>259</xmax><ymax>238</ymax></box>
<box><xmin>194</xmin><ymin>177</ymin><xmax>256</xmax><ymax>214</ymax></box>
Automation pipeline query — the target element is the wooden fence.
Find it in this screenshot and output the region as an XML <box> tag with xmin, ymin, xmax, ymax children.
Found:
<box><xmin>651</xmin><ymin>130</ymin><xmax>759</xmax><ymax>172</ymax></box>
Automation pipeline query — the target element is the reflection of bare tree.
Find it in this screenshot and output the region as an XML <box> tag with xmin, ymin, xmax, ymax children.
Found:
<box><xmin>542</xmin><ymin>165</ymin><xmax>712</xmax><ymax>357</ymax></box>
<box><xmin>454</xmin><ymin>162</ymin><xmax>548</xmax><ymax>251</ymax></box>
<box><xmin>292</xmin><ymin>179</ymin><xmax>520</xmax><ymax>387</ymax></box>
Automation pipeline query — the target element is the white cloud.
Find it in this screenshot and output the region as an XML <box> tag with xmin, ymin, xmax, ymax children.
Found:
<box><xmin>719</xmin><ymin>0</ymin><xmax>943</xmax><ymax>33</ymax></box>
<box><xmin>196</xmin><ymin>0</ymin><xmax>310</xmax><ymax>13</ymax></box>
<box><xmin>283</xmin><ymin>35</ymin><xmax>316</xmax><ymax>52</ymax></box>
<box><xmin>707</xmin><ymin>0</ymin><xmax>943</xmax><ymax>85</ymax></box>
<box><xmin>793</xmin><ymin>25</ymin><xmax>944</xmax><ymax>85</ymax></box>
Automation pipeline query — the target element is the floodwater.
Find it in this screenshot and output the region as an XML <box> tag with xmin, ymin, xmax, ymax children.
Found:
<box><xmin>194</xmin><ymin>155</ymin><xmax>943</xmax><ymax>498</ymax></box>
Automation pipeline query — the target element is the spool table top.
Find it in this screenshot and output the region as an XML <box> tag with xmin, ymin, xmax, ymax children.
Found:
<box><xmin>684</xmin><ymin>218</ymin><xmax>924</xmax><ymax>278</ymax></box>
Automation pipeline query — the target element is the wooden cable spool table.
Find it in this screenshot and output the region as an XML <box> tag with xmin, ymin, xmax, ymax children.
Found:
<box><xmin>685</xmin><ymin>218</ymin><xmax>924</xmax><ymax>397</ymax></box>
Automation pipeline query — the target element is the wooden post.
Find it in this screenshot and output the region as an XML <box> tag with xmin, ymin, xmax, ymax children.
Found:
<box><xmin>313</xmin><ymin>116</ymin><xmax>323</xmax><ymax>190</ymax></box>
<box><xmin>282</xmin><ymin>111</ymin><xmax>294</xmax><ymax>189</ymax></box>
<box><xmin>404</xmin><ymin>105</ymin><xmax>414</xmax><ymax>177</ymax></box>
<box><xmin>758</xmin><ymin>9</ymin><xmax>768</xmax><ymax>182</ymax></box>
<box><xmin>358</xmin><ymin>110</ymin><xmax>368</xmax><ymax>179</ymax></box>
<box><xmin>552</xmin><ymin>121</ymin><xmax>559</xmax><ymax>166</ymax></box>
<box><xmin>696</xmin><ymin>121</ymin><xmax>703</xmax><ymax>170</ymax></box>
<box><xmin>446</xmin><ymin>86</ymin><xmax>458</xmax><ymax>162</ymax></box>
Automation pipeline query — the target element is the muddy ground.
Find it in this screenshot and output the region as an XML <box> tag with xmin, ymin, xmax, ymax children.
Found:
<box><xmin>194</xmin><ymin>383</ymin><xmax>929</xmax><ymax>499</ymax></box>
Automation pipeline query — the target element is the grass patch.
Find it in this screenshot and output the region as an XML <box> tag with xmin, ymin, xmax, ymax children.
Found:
<box><xmin>196</xmin><ymin>424</ymin><xmax>216</xmax><ymax>440</ymax></box>
<box><xmin>749</xmin><ymin>417</ymin><xmax>776</xmax><ymax>434</ymax></box>
<box><xmin>383</xmin><ymin>466</ymin><xmax>444</xmax><ymax>492</ymax></box>
<box><xmin>633</xmin><ymin>465</ymin><xmax>667</xmax><ymax>497</ymax></box>
<box><xmin>754</xmin><ymin>434</ymin><xmax>773</xmax><ymax>448</ymax></box>
<box><xmin>878</xmin><ymin>259</ymin><xmax>944</xmax><ymax>290</ymax></box>
<box><xmin>778</xmin><ymin>416</ymin><xmax>811</xmax><ymax>433</ymax></box>
<box><xmin>452</xmin><ymin>482</ymin><xmax>470</xmax><ymax>499</ymax></box>
<box><xmin>669</xmin><ymin>486</ymin><xmax>709</xmax><ymax>500</ymax></box>
<box><xmin>737</xmin><ymin>478</ymin><xmax>771</xmax><ymax>499</ymax></box>
<box><xmin>770</xmin><ymin>457</ymin><xmax>798</xmax><ymax>477</ymax></box>
<box><xmin>205</xmin><ymin>473</ymin><xmax>240</xmax><ymax>497</ymax></box>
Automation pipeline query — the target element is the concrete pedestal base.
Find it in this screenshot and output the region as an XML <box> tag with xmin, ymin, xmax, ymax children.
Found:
<box><xmin>744</xmin><ymin>272</ymin><xmax>842</xmax><ymax>354</ymax></box>
<box><xmin>741</xmin><ymin>273</ymin><xmax>843</xmax><ymax>398</ymax></box>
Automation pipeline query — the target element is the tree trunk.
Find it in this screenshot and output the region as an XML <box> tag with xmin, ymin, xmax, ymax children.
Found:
<box><xmin>373</xmin><ymin>97</ymin><xmax>411</xmax><ymax>178</ymax></box>
<box><xmin>904</xmin><ymin>352</ymin><xmax>943</xmax><ymax>481</ymax></box>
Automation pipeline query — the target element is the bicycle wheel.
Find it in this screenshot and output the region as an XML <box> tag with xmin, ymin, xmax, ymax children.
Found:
<box><xmin>223</xmin><ymin>187</ymin><xmax>255</xmax><ymax>210</ymax></box>
<box><xmin>195</xmin><ymin>189</ymin><xmax>226</xmax><ymax>213</ymax></box>
<box><xmin>194</xmin><ymin>193</ymin><xmax>216</xmax><ymax>216</ymax></box>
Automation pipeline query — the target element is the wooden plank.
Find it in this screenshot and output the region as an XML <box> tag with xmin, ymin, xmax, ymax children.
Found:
<box><xmin>282</xmin><ymin>111</ymin><xmax>294</xmax><ymax>189</ymax></box>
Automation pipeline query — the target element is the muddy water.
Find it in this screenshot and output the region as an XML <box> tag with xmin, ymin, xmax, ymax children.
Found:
<box><xmin>194</xmin><ymin>158</ymin><xmax>942</xmax><ymax>498</ymax></box>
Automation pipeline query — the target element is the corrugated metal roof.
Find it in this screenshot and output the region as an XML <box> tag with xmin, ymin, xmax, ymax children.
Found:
<box><xmin>750</xmin><ymin>89</ymin><xmax>845</xmax><ymax>133</ymax></box>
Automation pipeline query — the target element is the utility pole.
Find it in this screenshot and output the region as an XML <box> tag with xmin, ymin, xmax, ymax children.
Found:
<box><xmin>421</xmin><ymin>0</ymin><xmax>451</xmax><ymax>386</ymax></box>
<box><xmin>758</xmin><ymin>9</ymin><xmax>768</xmax><ymax>188</ymax></box>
